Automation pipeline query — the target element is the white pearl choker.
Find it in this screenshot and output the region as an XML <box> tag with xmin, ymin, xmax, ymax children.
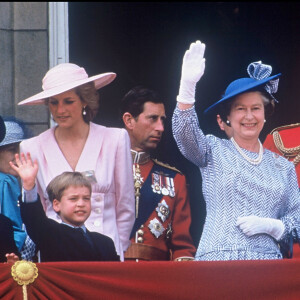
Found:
<box><xmin>230</xmin><ymin>137</ymin><xmax>263</xmax><ymax>165</ymax></box>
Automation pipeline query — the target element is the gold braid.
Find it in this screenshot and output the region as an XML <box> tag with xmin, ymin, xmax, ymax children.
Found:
<box><xmin>273</xmin><ymin>131</ymin><xmax>300</xmax><ymax>166</ymax></box>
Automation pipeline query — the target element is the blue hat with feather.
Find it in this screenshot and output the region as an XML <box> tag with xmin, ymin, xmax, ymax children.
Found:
<box><xmin>204</xmin><ymin>61</ymin><xmax>281</xmax><ymax>114</ymax></box>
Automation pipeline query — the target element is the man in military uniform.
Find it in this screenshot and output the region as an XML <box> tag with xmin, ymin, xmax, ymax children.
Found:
<box><xmin>121</xmin><ymin>86</ymin><xmax>196</xmax><ymax>261</ymax></box>
<box><xmin>264</xmin><ymin>123</ymin><xmax>300</xmax><ymax>258</ymax></box>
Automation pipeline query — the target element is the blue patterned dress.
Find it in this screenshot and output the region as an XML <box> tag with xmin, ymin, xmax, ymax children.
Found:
<box><xmin>172</xmin><ymin>105</ymin><xmax>300</xmax><ymax>261</ymax></box>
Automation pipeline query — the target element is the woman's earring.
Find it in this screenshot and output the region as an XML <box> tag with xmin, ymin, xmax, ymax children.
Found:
<box><xmin>226</xmin><ymin>120</ymin><xmax>230</xmax><ymax>125</ymax></box>
<box><xmin>264</xmin><ymin>119</ymin><xmax>266</xmax><ymax>123</ymax></box>
<box><xmin>82</xmin><ymin>106</ymin><xmax>87</xmax><ymax>116</ymax></box>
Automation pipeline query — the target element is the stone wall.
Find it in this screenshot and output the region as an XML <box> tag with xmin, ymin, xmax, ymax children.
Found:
<box><xmin>0</xmin><ymin>2</ymin><xmax>49</xmax><ymax>136</ymax></box>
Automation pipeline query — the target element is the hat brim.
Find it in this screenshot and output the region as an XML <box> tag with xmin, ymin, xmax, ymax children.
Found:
<box><xmin>204</xmin><ymin>73</ymin><xmax>281</xmax><ymax>114</ymax></box>
<box><xmin>18</xmin><ymin>72</ymin><xmax>116</xmax><ymax>106</ymax></box>
<box><xmin>0</xmin><ymin>138</ymin><xmax>24</xmax><ymax>147</ymax></box>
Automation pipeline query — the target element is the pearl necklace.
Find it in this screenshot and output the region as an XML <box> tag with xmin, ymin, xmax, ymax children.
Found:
<box><xmin>230</xmin><ymin>137</ymin><xmax>263</xmax><ymax>165</ymax></box>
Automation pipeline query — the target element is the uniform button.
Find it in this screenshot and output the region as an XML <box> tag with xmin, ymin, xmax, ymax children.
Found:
<box><xmin>137</xmin><ymin>229</ymin><xmax>144</xmax><ymax>236</ymax></box>
<box><xmin>137</xmin><ymin>237</ymin><xmax>143</xmax><ymax>243</ymax></box>
<box><xmin>94</xmin><ymin>208</ymin><xmax>101</xmax><ymax>214</ymax></box>
<box><xmin>94</xmin><ymin>196</ymin><xmax>102</xmax><ymax>202</ymax></box>
<box><xmin>94</xmin><ymin>220</ymin><xmax>101</xmax><ymax>227</ymax></box>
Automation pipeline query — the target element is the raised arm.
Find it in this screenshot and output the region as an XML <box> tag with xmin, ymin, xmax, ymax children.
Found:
<box><xmin>177</xmin><ymin>40</ymin><xmax>206</xmax><ymax>110</ymax></box>
<box><xmin>172</xmin><ymin>40</ymin><xmax>210</xmax><ymax>167</ymax></box>
<box><xmin>9</xmin><ymin>152</ymin><xmax>38</xmax><ymax>191</ymax></box>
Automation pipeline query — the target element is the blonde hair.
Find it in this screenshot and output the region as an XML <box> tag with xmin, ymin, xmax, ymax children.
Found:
<box><xmin>46</xmin><ymin>172</ymin><xmax>92</xmax><ymax>203</ymax></box>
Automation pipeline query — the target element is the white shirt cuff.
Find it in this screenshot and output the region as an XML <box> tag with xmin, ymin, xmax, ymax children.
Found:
<box><xmin>22</xmin><ymin>185</ymin><xmax>38</xmax><ymax>203</ymax></box>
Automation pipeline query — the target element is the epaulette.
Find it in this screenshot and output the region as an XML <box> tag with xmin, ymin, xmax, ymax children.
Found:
<box><xmin>270</xmin><ymin>123</ymin><xmax>300</xmax><ymax>135</ymax></box>
<box><xmin>152</xmin><ymin>158</ymin><xmax>183</xmax><ymax>174</ymax></box>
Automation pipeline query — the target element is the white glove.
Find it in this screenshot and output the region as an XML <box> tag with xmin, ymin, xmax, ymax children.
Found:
<box><xmin>236</xmin><ymin>215</ymin><xmax>285</xmax><ymax>241</ymax></box>
<box><xmin>177</xmin><ymin>40</ymin><xmax>206</xmax><ymax>104</ymax></box>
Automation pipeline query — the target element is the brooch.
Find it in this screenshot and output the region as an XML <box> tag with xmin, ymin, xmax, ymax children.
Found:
<box><xmin>156</xmin><ymin>200</ymin><xmax>170</xmax><ymax>222</ymax></box>
<box><xmin>148</xmin><ymin>218</ymin><xmax>165</xmax><ymax>238</ymax></box>
<box><xmin>81</xmin><ymin>170</ymin><xmax>97</xmax><ymax>184</ymax></box>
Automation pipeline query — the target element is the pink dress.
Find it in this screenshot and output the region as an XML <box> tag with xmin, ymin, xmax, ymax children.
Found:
<box><xmin>20</xmin><ymin>122</ymin><xmax>135</xmax><ymax>260</ymax></box>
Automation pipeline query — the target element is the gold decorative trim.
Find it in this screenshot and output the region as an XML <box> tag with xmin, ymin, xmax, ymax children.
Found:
<box><xmin>152</xmin><ymin>159</ymin><xmax>182</xmax><ymax>174</ymax></box>
<box><xmin>270</xmin><ymin>123</ymin><xmax>300</xmax><ymax>134</ymax></box>
<box><xmin>133</xmin><ymin>163</ymin><xmax>143</xmax><ymax>218</ymax></box>
<box><xmin>131</xmin><ymin>150</ymin><xmax>150</xmax><ymax>165</ymax></box>
<box><xmin>11</xmin><ymin>260</ymin><xmax>38</xmax><ymax>300</ymax></box>
<box><xmin>272</xmin><ymin>131</ymin><xmax>300</xmax><ymax>166</ymax></box>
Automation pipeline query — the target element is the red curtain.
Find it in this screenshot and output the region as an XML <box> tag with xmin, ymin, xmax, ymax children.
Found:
<box><xmin>1</xmin><ymin>259</ymin><xmax>300</xmax><ymax>300</ymax></box>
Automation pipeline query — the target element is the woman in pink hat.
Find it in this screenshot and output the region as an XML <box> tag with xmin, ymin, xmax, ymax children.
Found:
<box><xmin>18</xmin><ymin>63</ymin><xmax>135</xmax><ymax>261</ymax></box>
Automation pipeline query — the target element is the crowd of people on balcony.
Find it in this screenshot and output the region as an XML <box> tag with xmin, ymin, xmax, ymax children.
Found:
<box><xmin>1</xmin><ymin>40</ymin><xmax>299</xmax><ymax>264</ymax></box>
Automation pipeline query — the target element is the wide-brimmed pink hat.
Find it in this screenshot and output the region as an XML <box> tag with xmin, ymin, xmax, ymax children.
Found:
<box><xmin>18</xmin><ymin>63</ymin><xmax>116</xmax><ymax>105</ymax></box>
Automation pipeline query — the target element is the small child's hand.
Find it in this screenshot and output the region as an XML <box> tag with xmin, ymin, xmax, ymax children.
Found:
<box><xmin>5</xmin><ymin>253</ymin><xmax>20</xmax><ymax>264</ymax></box>
<box><xmin>9</xmin><ymin>153</ymin><xmax>38</xmax><ymax>190</ymax></box>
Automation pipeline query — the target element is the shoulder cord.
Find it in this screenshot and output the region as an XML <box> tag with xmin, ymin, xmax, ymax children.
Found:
<box><xmin>273</xmin><ymin>131</ymin><xmax>300</xmax><ymax>166</ymax></box>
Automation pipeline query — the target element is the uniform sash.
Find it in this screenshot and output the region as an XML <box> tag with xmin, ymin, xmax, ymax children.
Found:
<box><xmin>130</xmin><ymin>162</ymin><xmax>176</xmax><ymax>239</ymax></box>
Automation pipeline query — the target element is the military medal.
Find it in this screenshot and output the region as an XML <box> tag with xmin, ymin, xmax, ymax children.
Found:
<box><xmin>167</xmin><ymin>177</ymin><xmax>175</xmax><ymax>197</ymax></box>
<box><xmin>151</xmin><ymin>173</ymin><xmax>162</xmax><ymax>194</ymax></box>
<box><xmin>161</xmin><ymin>187</ymin><xmax>169</xmax><ymax>196</ymax></box>
<box><xmin>148</xmin><ymin>217</ymin><xmax>165</xmax><ymax>238</ymax></box>
<box><xmin>156</xmin><ymin>200</ymin><xmax>170</xmax><ymax>222</ymax></box>
<box><xmin>161</xmin><ymin>175</ymin><xmax>169</xmax><ymax>196</ymax></box>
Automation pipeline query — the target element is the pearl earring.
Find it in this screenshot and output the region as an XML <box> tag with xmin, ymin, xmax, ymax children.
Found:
<box><xmin>82</xmin><ymin>106</ymin><xmax>87</xmax><ymax>116</ymax></box>
<box><xmin>264</xmin><ymin>119</ymin><xmax>266</xmax><ymax>123</ymax></box>
<box><xmin>226</xmin><ymin>120</ymin><xmax>230</xmax><ymax>125</ymax></box>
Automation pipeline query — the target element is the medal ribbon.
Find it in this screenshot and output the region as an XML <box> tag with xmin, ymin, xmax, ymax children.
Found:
<box><xmin>130</xmin><ymin>162</ymin><xmax>176</xmax><ymax>238</ymax></box>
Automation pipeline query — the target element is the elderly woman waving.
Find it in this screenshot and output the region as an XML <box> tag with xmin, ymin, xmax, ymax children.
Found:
<box><xmin>18</xmin><ymin>63</ymin><xmax>135</xmax><ymax>261</ymax></box>
<box><xmin>172</xmin><ymin>41</ymin><xmax>300</xmax><ymax>261</ymax></box>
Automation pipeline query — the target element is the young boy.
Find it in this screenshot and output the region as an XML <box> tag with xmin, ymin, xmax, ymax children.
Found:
<box><xmin>11</xmin><ymin>152</ymin><xmax>120</xmax><ymax>262</ymax></box>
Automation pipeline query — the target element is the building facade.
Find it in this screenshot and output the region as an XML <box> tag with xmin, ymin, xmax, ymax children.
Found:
<box><xmin>0</xmin><ymin>2</ymin><xmax>68</xmax><ymax>135</ymax></box>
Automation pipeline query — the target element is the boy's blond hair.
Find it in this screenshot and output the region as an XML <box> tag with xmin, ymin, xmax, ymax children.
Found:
<box><xmin>46</xmin><ymin>172</ymin><xmax>92</xmax><ymax>203</ymax></box>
